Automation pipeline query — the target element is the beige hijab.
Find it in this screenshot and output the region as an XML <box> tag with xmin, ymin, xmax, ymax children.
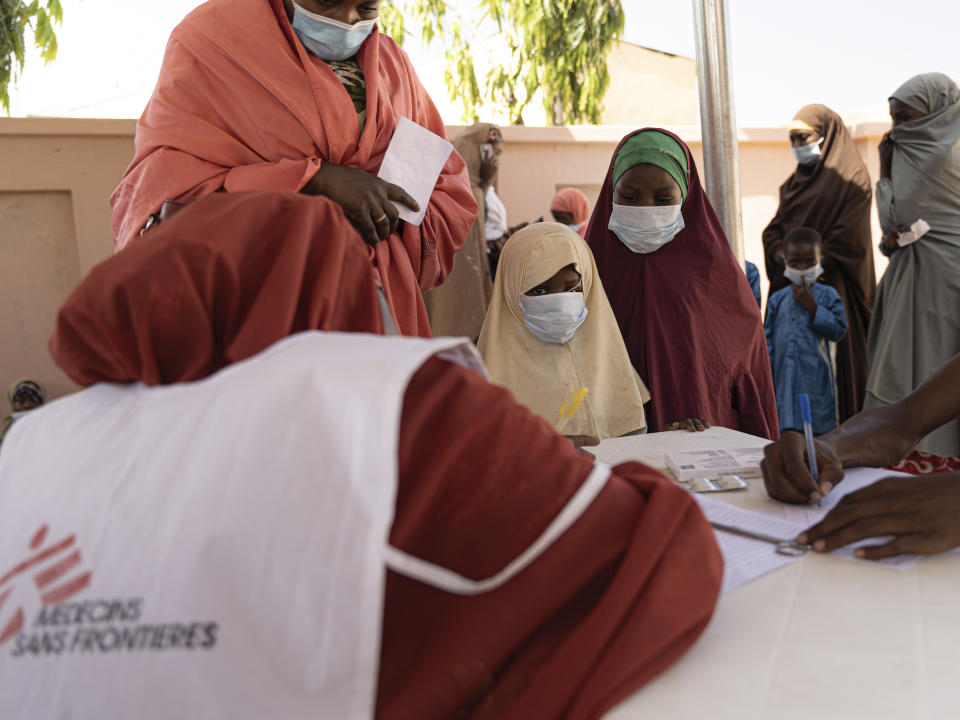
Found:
<box><xmin>478</xmin><ymin>223</ymin><xmax>649</xmax><ymax>438</ymax></box>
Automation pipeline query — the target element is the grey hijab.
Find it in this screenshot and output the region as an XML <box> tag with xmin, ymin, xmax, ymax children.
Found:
<box><xmin>878</xmin><ymin>72</ymin><xmax>960</xmax><ymax>238</ymax></box>
<box><xmin>891</xmin><ymin>72</ymin><xmax>960</xmax><ymax>116</ymax></box>
<box><xmin>867</xmin><ymin>73</ymin><xmax>960</xmax><ymax>457</ymax></box>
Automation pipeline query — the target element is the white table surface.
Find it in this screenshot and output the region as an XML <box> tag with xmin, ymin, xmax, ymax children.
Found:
<box><xmin>599</xmin><ymin>427</ymin><xmax>960</xmax><ymax>720</ymax></box>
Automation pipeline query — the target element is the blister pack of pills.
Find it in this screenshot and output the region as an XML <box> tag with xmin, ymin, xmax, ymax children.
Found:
<box><xmin>677</xmin><ymin>475</ymin><xmax>748</xmax><ymax>493</ymax></box>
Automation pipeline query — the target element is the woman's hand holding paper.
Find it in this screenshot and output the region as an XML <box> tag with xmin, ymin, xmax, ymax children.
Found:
<box><xmin>798</xmin><ymin>473</ymin><xmax>960</xmax><ymax>558</ymax></box>
<box><xmin>304</xmin><ymin>162</ymin><xmax>419</xmax><ymax>245</ymax></box>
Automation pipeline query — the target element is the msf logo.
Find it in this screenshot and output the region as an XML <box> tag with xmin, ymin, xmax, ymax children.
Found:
<box><xmin>0</xmin><ymin>525</ymin><xmax>92</xmax><ymax>646</ymax></box>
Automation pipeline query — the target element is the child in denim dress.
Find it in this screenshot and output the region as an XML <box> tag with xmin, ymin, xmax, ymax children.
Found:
<box><xmin>765</xmin><ymin>228</ymin><xmax>848</xmax><ymax>434</ymax></box>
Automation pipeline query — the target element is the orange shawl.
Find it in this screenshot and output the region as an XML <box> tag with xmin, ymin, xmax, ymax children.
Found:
<box><xmin>111</xmin><ymin>0</ymin><xmax>476</xmax><ymax>337</ymax></box>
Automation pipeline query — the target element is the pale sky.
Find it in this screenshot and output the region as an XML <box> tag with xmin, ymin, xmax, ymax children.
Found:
<box><xmin>6</xmin><ymin>0</ymin><xmax>960</xmax><ymax>126</ymax></box>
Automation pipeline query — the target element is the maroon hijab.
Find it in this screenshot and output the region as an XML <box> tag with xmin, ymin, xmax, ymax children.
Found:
<box><xmin>586</xmin><ymin>128</ymin><xmax>778</xmax><ymax>438</ymax></box>
<box><xmin>51</xmin><ymin>191</ymin><xmax>384</xmax><ymax>386</ymax></box>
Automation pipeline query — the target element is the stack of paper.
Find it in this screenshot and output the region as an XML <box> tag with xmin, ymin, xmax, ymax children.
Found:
<box><xmin>699</xmin><ymin>468</ymin><xmax>931</xmax><ymax>596</ymax></box>
<box><xmin>695</xmin><ymin>496</ymin><xmax>806</xmax><ymax>594</ymax></box>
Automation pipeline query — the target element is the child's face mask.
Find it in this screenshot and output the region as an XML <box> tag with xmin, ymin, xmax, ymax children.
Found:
<box><xmin>783</xmin><ymin>263</ymin><xmax>823</xmax><ymax>286</ymax></box>
<box><xmin>518</xmin><ymin>293</ymin><xmax>588</xmax><ymax>344</ymax></box>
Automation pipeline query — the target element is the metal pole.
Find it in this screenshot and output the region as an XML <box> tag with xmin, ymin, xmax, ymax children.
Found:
<box><xmin>692</xmin><ymin>0</ymin><xmax>744</xmax><ymax>266</ymax></box>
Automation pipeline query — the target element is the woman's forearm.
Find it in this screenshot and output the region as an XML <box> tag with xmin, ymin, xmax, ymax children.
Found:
<box><xmin>821</xmin><ymin>403</ymin><xmax>920</xmax><ymax>468</ymax></box>
<box><xmin>824</xmin><ymin>354</ymin><xmax>960</xmax><ymax>467</ymax></box>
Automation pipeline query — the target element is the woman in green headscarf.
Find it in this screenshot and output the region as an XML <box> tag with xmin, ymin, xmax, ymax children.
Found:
<box><xmin>867</xmin><ymin>72</ymin><xmax>960</xmax><ymax>465</ymax></box>
<box><xmin>585</xmin><ymin>128</ymin><xmax>778</xmax><ymax>438</ymax></box>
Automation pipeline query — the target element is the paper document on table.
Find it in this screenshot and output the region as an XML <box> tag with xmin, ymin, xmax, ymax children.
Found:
<box><xmin>755</xmin><ymin>467</ymin><xmax>924</xmax><ymax>570</ymax></box>
<box><xmin>377</xmin><ymin>116</ymin><xmax>453</xmax><ymax>226</ymax></box>
<box><xmin>695</xmin><ymin>495</ymin><xmax>806</xmax><ymax>594</ymax></box>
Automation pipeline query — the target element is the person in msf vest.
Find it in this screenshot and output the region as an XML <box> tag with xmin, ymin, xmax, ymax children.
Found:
<box><xmin>0</xmin><ymin>191</ymin><xmax>725</xmax><ymax>719</ymax></box>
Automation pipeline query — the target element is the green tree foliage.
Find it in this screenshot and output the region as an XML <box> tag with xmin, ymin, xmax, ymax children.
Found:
<box><xmin>1</xmin><ymin>0</ymin><xmax>62</xmax><ymax>113</ymax></box>
<box><xmin>380</xmin><ymin>0</ymin><xmax>624</xmax><ymax>125</ymax></box>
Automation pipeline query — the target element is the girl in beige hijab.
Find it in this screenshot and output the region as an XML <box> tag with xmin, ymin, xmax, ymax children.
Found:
<box><xmin>478</xmin><ymin>223</ymin><xmax>657</xmax><ymax>440</ymax></box>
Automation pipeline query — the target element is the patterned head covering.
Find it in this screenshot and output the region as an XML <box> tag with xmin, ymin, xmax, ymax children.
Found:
<box><xmin>8</xmin><ymin>379</ymin><xmax>46</xmax><ymax>406</ymax></box>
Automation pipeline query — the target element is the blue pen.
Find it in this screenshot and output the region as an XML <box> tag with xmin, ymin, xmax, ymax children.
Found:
<box><xmin>799</xmin><ymin>393</ymin><xmax>820</xmax><ymax>505</ymax></box>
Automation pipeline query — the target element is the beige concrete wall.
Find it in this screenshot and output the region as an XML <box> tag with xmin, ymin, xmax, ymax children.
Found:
<box><xmin>0</xmin><ymin>118</ymin><xmax>889</xmax><ymax>404</ymax></box>
<box><xmin>602</xmin><ymin>44</ymin><xmax>698</xmax><ymax>126</ymax></box>
<box><xmin>0</xmin><ymin>118</ymin><xmax>135</xmax><ymax>400</ymax></box>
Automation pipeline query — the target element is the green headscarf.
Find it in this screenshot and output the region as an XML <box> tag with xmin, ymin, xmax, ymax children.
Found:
<box><xmin>611</xmin><ymin>130</ymin><xmax>690</xmax><ymax>201</ymax></box>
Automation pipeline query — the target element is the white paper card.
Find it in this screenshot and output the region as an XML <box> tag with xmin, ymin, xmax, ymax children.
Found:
<box><xmin>377</xmin><ymin>117</ymin><xmax>453</xmax><ymax>226</ymax></box>
<box><xmin>896</xmin><ymin>218</ymin><xmax>931</xmax><ymax>247</ymax></box>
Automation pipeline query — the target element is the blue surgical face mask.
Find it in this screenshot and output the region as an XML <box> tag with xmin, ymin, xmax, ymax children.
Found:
<box><xmin>791</xmin><ymin>137</ymin><xmax>823</xmax><ymax>166</ymax></box>
<box><xmin>608</xmin><ymin>203</ymin><xmax>684</xmax><ymax>254</ymax></box>
<box><xmin>10</xmin><ymin>411</ymin><xmax>27</xmax><ymax>421</ymax></box>
<box><xmin>566</xmin><ymin>222</ymin><xmax>585</xmax><ymax>232</ymax></box>
<box><xmin>518</xmin><ymin>292</ymin><xmax>588</xmax><ymax>344</ymax></box>
<box><xmin>291</xmin><ymin>3</ymin><xmax>377</xmax><ymax>61</ymax></box>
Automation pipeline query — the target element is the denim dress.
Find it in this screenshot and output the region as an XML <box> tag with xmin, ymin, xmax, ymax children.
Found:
<box><xmin>745</xmin><ymin>261</ymin><xmax>762</xmax><ymax>308</ymax></box>
<box><xmin>765</xmin><ymin>282</ymin><xmax>848</xmax><ymax>434</ymax></box>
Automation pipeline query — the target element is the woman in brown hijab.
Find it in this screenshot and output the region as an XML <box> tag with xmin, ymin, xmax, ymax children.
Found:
<box><xmin>762</xmin><ymin>104</ymin><xmax>875</xmax><ymax>421</ymax></box>
<box><xmin>423</xmin><ymin>123</ymin><xmax>502</xmax><ymax>338</ymax></box>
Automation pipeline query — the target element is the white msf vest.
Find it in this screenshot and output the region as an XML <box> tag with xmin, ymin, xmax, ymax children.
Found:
<box><xmin>0</xmin><ymin>331</ymin><xmax>609</xmax><ymax>718</ymax></box>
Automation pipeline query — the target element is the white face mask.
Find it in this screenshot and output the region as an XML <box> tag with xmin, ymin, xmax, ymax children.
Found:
<box><xmin>791</xmin><ymin>137</ymin><xmax>823</xmax><ymax>166</ymax></box>
<box><xmin>783</xmin><ymin>263</ymin><xmax>824</xmax><ymax>286</ymax></box>
<box><xmin>291</xmin><ymin>3</ymin><xmax>377</xmax><ymax>61</ymax></box>
<box><xmin>608</xmin><ymin>203</ymin><xmax>684</xmax><ymax>254</ymax></box>
<box><xmin>518</xmin><ymin>292</ymin><xmax>588</xmax><ymax>344</ymax></box>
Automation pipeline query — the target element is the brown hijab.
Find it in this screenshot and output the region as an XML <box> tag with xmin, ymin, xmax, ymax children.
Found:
<box><xmin>762</xmin><ymin>104</ymin><xmax>875</xmax><ymax>419</ymax></box>
<box><xmin>423</xmin><ymin>123</ymin><xmax>501</xmax><ymax>338</ymax></box>
<box><xmin>763</xmin><ymin>105</ymin><xmax>874</xmax><ymax>295</ymax></box>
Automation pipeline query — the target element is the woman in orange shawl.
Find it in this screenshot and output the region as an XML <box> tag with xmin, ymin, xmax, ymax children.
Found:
<box><xmin>111</xmin><ymin>0</ymin><xmax>476</xmax><ymax>337</ymax></box>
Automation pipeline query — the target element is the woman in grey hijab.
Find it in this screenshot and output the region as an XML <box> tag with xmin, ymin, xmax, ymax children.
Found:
<box><xmin>866</xmin><ymin>72</ymin><xmax>960</xmax><ymax>463</ymax></box>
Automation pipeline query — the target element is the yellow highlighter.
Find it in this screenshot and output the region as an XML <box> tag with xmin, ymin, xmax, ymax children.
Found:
<box><xmin>554</xmin><ymin>387</ymin><xmax>588</xmax><ymax>434</ymax></box>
